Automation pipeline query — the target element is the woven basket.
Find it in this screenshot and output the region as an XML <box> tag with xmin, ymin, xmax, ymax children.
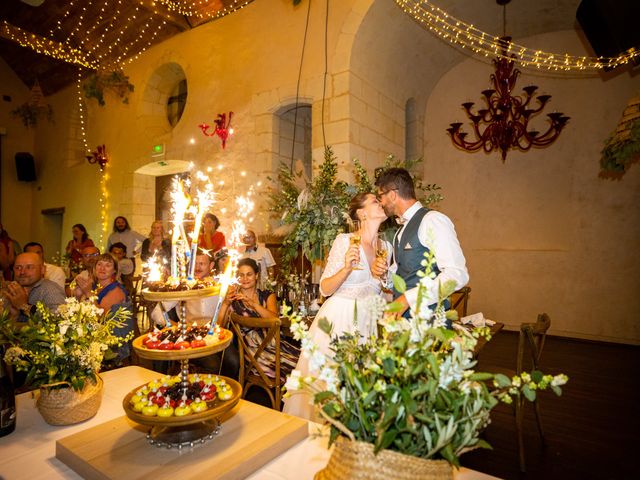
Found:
<box><xmin>36</xmin><ymin>375</ymin><xmax>103</xmax><ymax>426</ymax></box>
<box><xmin>315</xmin><ymin>437</ymin><xmax>453</xmax><ymax>480</ymax></box>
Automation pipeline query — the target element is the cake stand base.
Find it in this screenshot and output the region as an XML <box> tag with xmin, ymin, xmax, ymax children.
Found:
<box><xmin>146</xmin><ymin>419</ymin><xmax>221</xmax><ymax>449</ymax></box>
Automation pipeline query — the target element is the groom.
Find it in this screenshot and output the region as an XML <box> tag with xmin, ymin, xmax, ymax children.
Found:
<box><xmin>372</xmin><ymin>168</ymin><xmax>469</xmax><ymax>317</ymax></box>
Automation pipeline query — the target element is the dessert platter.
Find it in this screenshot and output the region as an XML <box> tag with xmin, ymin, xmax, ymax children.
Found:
<box><xmin>132</xmin><ymin>323</ymin><xmax>232</xmax><ymax>360</ymax></box>
<box><xmin>141</xmin><ymin>278</ymin><xmax>221</xmax><ymax>301</ymax></box>
<box><xmin>122</xmin><ymin>373</ymin><xmax>241</xmax><ymax>447</ymax></box>
<box><xmin>125</xmin><ymin>281</ymin><xmax>240</xmax><ymax>448</ymax></box>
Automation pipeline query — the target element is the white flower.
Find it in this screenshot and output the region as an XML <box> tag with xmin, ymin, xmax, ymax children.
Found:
<box><xmin>308</xmin><ymin>349</ymin><xmax>326</xmax><ymax>373</ymax></box>
<box><xmin>284</xmin><ymin>370</ymin><xmax>303</xmax><ymax>391</ymax></box>
<box><xmin>551</xmin><ymin>374</ymin><xmax>568</xmax><ymax>387</ymax></box>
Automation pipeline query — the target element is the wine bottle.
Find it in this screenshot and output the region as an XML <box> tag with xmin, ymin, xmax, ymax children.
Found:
<box><xmin>0</xmin><ymin>349</ymin><xmax>16</xmax><ymax>437</ymax></box>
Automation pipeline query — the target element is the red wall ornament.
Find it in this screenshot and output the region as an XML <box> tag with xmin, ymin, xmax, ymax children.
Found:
<box><xmin>199</xmin><ymin>112</ymin><xmax>234</xmax><ymax>149</ymax></box>
<box><xmin>86</xmin><ymin>144</ymin><xmax>109</xmax><ymax>171</ymax></box>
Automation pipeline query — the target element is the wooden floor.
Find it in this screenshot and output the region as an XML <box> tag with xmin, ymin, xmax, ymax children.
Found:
<box><xmin>461</xmin><ymin>331</ymin><xmax>640</xmax><ymax>480</ymax></box>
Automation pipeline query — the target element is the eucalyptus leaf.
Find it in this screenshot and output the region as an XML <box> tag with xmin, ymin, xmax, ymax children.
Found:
<box><xmin>494</xmin><ymin>373</ymin><xmax>511</xmax><ymax>388</ymax></box>
<box><xmin>522</xmin><ymin>384</ymin><xmax>536</xmax><ymax>402</ymax></box>
<box><xmin>392</xmin><ymin>274</ymin><xmax>407</xmax><ymax>294</ymax></box>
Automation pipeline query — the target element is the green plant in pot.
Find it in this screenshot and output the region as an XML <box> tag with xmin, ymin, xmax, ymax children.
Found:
<box><xmin>0</xmin><ymin>298</ymin><xmax>132</xmax><ymax>425</ymax></box>
<box><xmin>284</xmin><ymin>253</ymin><xmax>567</xmax><ymax>479</ymax></box>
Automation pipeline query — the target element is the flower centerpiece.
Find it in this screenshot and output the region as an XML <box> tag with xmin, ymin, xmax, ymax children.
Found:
<box><xmin>284</xmin><ymin>253</ymin><xmax>567</xmax><ymax>479</ymax></box>
<box><xmin>0</xmin><ymin>298</ymin><xmax>132</xmax><ymax>425</ymax></box>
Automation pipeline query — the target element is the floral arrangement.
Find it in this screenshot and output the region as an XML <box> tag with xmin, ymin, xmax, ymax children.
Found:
<box><xmin>284</xmin><ymin>253</ymin><xmax>567</xmax><ymax>466</ymax></box>
<box><xmin>11</xmin><ymin>102</ymin><xmax>54</xmax><ymax>128</ymax></box>
<box><xmin>0</xmin><ymin>298</ymin><xmax>133</xmax><ymax>390</ymax></box>
<box><xmin>600</xmin><ymin>118</ymin><xmax>640</xmax><ymax>179</ymax></box>
<box><xmin>268</xmin><ymin>146</ymin><xmax>443</xmax><ymax>273</ymax></box>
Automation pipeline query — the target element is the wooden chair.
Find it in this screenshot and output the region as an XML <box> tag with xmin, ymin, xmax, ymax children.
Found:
<box><xmin>449</xmin><ymin>286</ymin><xmax>471</xmax><ymax>318</ymax></box>
<box><xmin>486</xmin><ymin>313</ymin><xmax>551</xmax><ymax>472</ymax></box>
<box><xmin>228</xmin><ymin>312</ymin><xmax>283</xmax><ymax>410</ymax></box>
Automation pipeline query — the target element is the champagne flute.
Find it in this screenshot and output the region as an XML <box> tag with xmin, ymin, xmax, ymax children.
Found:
<box><xmin>375</xmin><ymin>233</ymin><xmax>391</xmax><ymax>292</ymax></box>
<box><xmin>349</xmin><ymin>220</ymin><xmax>363</xmax><ymax>270</ymax></box>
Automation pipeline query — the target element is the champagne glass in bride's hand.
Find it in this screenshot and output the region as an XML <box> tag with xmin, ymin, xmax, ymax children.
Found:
<box><xmin>348</xmin><ymin>220</ymin><xmax>363</xmax><ymax>270</ymax></box>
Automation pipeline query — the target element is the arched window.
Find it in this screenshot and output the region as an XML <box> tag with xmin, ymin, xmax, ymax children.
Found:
<box><xmin>275</xmin><ymin>103</ymin><xmax>312</xmax><ymax>178</ymax></box>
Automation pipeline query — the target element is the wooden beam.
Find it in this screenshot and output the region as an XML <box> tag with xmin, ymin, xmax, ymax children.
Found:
<box><xmin>135</xmin><ymin>1</ymin><xmax>191</xmax><ymax>31</ymax></box>
<box><xmin>0</xmin><ymin>20</ymin><xmax>97</xmax><ymax>70</ymax></box>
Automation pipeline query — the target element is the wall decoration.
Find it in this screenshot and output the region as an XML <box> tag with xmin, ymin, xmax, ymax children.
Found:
<box><xmin>600</xmin><ymin>95</ymin><xmax>640</xmax><ymax>179</ymax></box>
<box><xmin>83</xmin><ymin>70</ymin><xmax>134</xmax><ymax>106</ymax></box>
<box><xmin>86</xmin><ymin>144</ymin><xmax>109</xmax><ymax>171</ymax></box>
<box><xmin>199</xmin><ymin>112</ymin><xmax>234</xmax><ymax>149</ymax></box>
<box><xmin>10</xmin><ymin>80</ymin><xmax>53</xmax><ymax>128</ymax></box>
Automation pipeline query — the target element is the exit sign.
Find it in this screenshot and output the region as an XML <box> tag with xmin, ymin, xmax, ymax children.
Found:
<box><xmin>152</xmin><ymin>144</ymin><xmax>165</xmax><ymax>156</ymax></box>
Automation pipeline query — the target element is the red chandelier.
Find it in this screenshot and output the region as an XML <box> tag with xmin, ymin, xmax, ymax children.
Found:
<box><xmin>447</xmin><ymin>37</ymin><xmax>570</xmax><ymax>162</ymax></box>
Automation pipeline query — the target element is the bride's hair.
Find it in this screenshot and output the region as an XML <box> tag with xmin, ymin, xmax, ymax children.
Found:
<box><xmin>348</xmin><ymin>192</ymin><xmax>370</xmax><ymax>221</ymax></box>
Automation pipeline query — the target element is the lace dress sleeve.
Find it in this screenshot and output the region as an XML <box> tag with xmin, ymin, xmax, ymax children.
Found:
<box><xmin>319</xmin><ymin>234</ymin><xmax>348</xmax><ymax>294</ymax></box>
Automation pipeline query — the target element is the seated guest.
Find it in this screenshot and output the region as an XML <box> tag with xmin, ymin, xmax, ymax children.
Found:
<box><xmin>150</xmin><ymin>253</ymin><xmax>219</xmax><ymax>327</ymax></box>
<box><xmin>241</xmin><ymin>230</ymin><xmax>276</xmax><ymax>289</ymax></box>
<box><xmin>198</xmin><ymin>213</ymin><xmax>225</xmax><ymax>254</ymax></box>
<box><xmin>23</xmin><ymin>242</ymin><xmax>66</xmax><ymax>290</ymax></box>
<box><xmin>141</xmin><ymin>220</ymin><xmax>171</xmax><ymax>263</ymax></box>
<box><xmin>217</xmin><ymin>258</ymin><xmax>299</xmax><ymax>383</ymax></box>
<box><xmin>65</xmin><ymin>224</ymin><xmax>95</xmax><ymax>272</ymax></box>
<box><xmin>213</xmin><ymin>248</ymin><xmax>229</xmax><ymax>275</ymax></box>
<box><xmin>2</xmin><ymin>252</ymin><xmax>66</xmax><ymax>322</ymax></box>
<box><xmin>109</xmin><ymin>242</ymin><xmax>134</xmax><ymax>293</ymax></box>
<box><xmin>70</xmin><ymin>245</ymin><xmax>100</xmax><ymax>297</ymax></box>
<box><xmin>0</xmin><ymin>223</ymin><xmax>17</xmax><ymax>280</ymax></box>
<box><xmin>75</xmin><ymin>254</ymin><xmax>134</xmax><ymax>363</ymax></box>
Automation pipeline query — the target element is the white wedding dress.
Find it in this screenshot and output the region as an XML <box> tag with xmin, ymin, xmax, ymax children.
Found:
<box><xmin>283</xmin><ymin>233</ymin><xmax>391</xmax><ymax>420</ymax></box>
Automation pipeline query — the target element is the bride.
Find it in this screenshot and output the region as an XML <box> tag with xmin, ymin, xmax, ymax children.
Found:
<box><xmin>283</xmin><ymin>192</ymin><xmax>390</xmax><ymax>420</ymax></box>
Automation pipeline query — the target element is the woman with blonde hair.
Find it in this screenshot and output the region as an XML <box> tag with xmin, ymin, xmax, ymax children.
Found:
<box><xmin>141</xmin><ymin>220</ymin><xmax>171</xmax><ymax>262</ymax></box>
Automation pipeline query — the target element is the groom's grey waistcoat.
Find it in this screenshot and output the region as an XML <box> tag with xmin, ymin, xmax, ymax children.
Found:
<box><xmin>393</xmin><ymin>207</ymin><xmax>440</xmax><ymax>298</ymax></box>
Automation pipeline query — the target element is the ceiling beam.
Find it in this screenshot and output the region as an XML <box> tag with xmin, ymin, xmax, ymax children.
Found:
<box><xmin>0</xmin><ymin>20</ymin><xmax>97</xmax><ymax>70</ymax></box>
<box><xmin>135</xmin><ymin>1</ymin><xmax>191</xmax><ymax>31</ymax></box>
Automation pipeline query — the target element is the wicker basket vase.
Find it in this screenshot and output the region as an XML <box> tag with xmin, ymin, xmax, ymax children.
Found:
<box><xmin>315</xmin><ymin>437</ymin><xmax>453</xmax><ymax>480</ymax></box>
<box><xmin>36</xmin><ymin>375</ymin><xmax>103</xmax><ymax>426</ymax></box>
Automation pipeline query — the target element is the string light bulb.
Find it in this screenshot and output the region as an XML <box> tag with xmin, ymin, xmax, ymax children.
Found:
<box><xmin>394</xmin><ymin>0</ymin><xmax>640</xmax><ymax>72</ymax></box>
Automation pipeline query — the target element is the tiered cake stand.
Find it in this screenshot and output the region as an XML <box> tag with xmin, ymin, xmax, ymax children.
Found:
<box><xmin>122</xmin><ymin>286</ymin><xmax>242</xmax><ymax>448</ymax></box>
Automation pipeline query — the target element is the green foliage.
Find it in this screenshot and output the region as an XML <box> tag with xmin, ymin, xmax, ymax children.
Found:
<box><xmin>83</xmin><ymin>70</ymin><xmax>135</xmax><ymax>107</ymax></box>
<box><xmin>0</xmin><ymin>299</ymin><xmax>132</xmax><ymax>390</ymax></box>
<box><xmin>268</xmin><ymin>148</ymin><xmax>444</xmax><ymax>273</ymax></box>
<box><xmin>600</xmin><ymin>119</ymin><xmax>640</xmax><ymax>179</ymax></box>
<box><xmin>10</xmin><ymin>103</ymin><xmax>53</xmax><ymax>128</ymax></box>
<box><xmin>268</xmin><ymin>146</ymin><xmax>354</xmax><ymax>269</ymax></box>
<box><xmin>285</xmin><ymin>254</ymin><xmax>568</xmax><ymax>466</ymax></box>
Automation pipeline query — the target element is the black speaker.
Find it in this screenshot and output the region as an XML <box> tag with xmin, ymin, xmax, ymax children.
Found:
<box><xmin>576</xmin><ymin>0</ymin><xmax>640</xmax><ymax>68</ymax></box>
<box><xmin>15</xmin><ymin>152</ymin><xmax>36</xmax><ymax>182</ymax></box>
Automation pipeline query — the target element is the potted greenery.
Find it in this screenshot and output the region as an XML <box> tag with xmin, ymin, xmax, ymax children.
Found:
<box><xmin>0</xmin><ymin>298</ymin><xmax>132</xmax><ymax>425</ymax></box>
<box><xmin>284</xmin><ymin>253</ymin><xmax>567</xmax><ymax>479</ymax></box>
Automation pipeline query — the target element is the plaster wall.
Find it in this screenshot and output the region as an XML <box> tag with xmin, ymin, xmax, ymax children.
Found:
<box><xmin>0</xmin><ymin>58</ymin><xmax>38</xmax><ymax>254</ymax></box>
<box><xmin>423</xmin><ymin>31</ymin><xmax>640</xmax><ymax>343</ymax></box>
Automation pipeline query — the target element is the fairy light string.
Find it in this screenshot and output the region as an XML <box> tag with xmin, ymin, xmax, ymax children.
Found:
<box><xmin>394</xmin><ymin>0</ymin><xmax>639</xmax><ymax>71</ymax></box>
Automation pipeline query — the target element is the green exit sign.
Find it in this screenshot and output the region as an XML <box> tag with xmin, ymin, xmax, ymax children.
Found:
<box><xmin>152</xmin><ymin>144</ymin><xmax>164</xmax><ymax>155</ymax></box>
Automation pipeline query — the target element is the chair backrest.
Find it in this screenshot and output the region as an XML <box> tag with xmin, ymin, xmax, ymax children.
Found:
<box><xmin>516</xmin><ymin>313</ymin><xmax>551</xmax><ymax>374</ymax></box>
<box><xmin>228</xmin><ymin>312</ymin><xmax>282</xmax><ymax>408</ymax></box>
<box><xmin>449</xmin><ymin>286</ymin><xmax>471</xmax><ymax>319</ymax></box>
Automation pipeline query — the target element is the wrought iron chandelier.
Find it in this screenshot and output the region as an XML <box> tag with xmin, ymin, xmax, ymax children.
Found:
<box><xmin>447</xmin><ymin>36</ymin><xmax>570</xmax><ymax>162</ymax></box>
